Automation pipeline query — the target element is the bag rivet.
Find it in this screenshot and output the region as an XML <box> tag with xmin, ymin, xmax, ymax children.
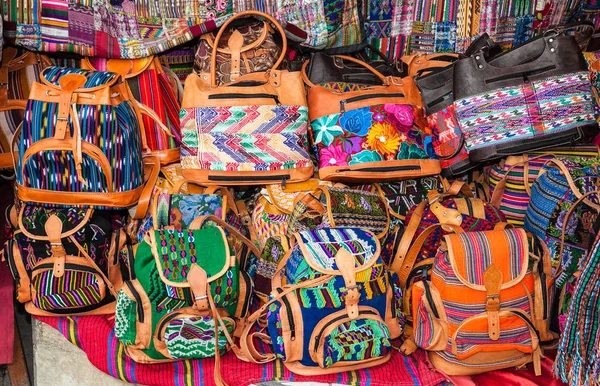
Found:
<box><xmin>478</xmin><ymin>64</ymin><xmax>484</xmax><ymax>69</ymax></box>
<box><xmin>475</xmin><ymin>55</ymin><xmax>480</xmax><ymax>60</ymax></box>
<box><xmin>549</xmin><ymin>38</ymin><xmax>554</xmax><ymax>43</ymax></box>
<box><xmin>550</xmin><ymin>48</ymin><xmax>555</xmax><ymax>53</ymax></box>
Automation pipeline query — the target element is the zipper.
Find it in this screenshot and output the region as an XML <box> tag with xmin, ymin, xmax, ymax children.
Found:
<box><xmin>484</xmin><ymin>65</ymin><xmax>556</xmax><ymax>85</ymax></box>
<box><xmin>427</xmin><ymin>92</ymin><xmax>452</xmax><ymax>109</ymax></box>
<box><xmin>5</xmin><ymin>240</ymin><xmax>19</xmax><ymax>282</ymax></box>
<box><xmin>495</xmin><ymin>129</ymin><xmax>582</xmax><ymax>156</ymax></box>
<box><xmin>422</xmin><ymin>281</ymin><xmax>440</xmax><ymax>319</ymax></box>
<box><xmin>125</xmin><ymin>281</ymin><xmax>144</xmax><ymax>323</ymax></box>
<box><xmin>156</xmin><ymin>311</ymin><xmax>183</xmax><ymax>340</ymax></box>
<box><xmin>313</xmin><ymin>309</ymin><xmax>378</xmax><ymax>351</ymax></box>
<box><xmin>208</xmin><ymin>174</ymin><xmax>290</xmax><ymax>188</ymax></box>
<box><xmin>126</xmin><ymin>244</ymin><xmax>136</xmax><ymax>280</ymax></box>
<box><xmin>208</xmin><ymin>93</ymin><xmax>281</xmax><ymax>105</ymax></box>
<box><xmin>277</xmin><ymin>289</ymin><xmax>296</xmax><ymax>341</ymax></box>
<box><xmin>336</xmin><ymin>165</ymin><xmax>421</xmax><ymax>173</ymax></box>
<box><xmin>112</xmin><ymin>231</ymin><xmax>121</xmax><ymax>267</ymax></box>
<box><xmin>239</xmin><ymin>270</ymin><xmax>253</xmax><ymax>317</ymax></box>
<box><xmin>340</xmin><ymin>93</ymin><xmax>405</xmax><ymax>112</ymax></box>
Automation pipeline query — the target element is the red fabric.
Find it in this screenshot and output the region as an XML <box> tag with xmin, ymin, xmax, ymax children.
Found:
<box><xmin>0</xmin><ymin>260</ymin><xmax>14</xmax><ymax>364</ymax></box>
<box><xmin>35</xmin><ymin>315</ymin><xmax>447</xmax><ymax>386</ymax></box>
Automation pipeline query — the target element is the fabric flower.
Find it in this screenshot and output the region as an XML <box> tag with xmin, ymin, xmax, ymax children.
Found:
<box><xmin>366</xmin><ymin>122</ymin><xmax>402</xmax><ymax>155</ymax></box>
<box><xmin>341</xmin><ymin>137</ymin><xmax>364</xmax><ymax>155</ymax></box>
<box><xmin>319</xmin><ymin>144</ymin><xmax>348</xmax><ymax>168</ymax></box>
<box><xmin>396</xmin><ymin>142</ymin><xmax>428</xmax><ymax>160</ymax></box>
<box><xmin>349</xmin><ymin>150</ymin><xmax>383</xmax><ymax>165</ymax></box>
<box><xmin>339</xmin><ymin>107</ymin><xmax>373</xmax><ymax>136</ymax></box>
<box><xmin>384</xmin><ymin>104</ymin><xmax>414</xmax><ymax>127</ymax></box>
<box><xmin>311</xmin><ymin>114</ymin><xmax>344</xmax><ymax>147</ymax></box>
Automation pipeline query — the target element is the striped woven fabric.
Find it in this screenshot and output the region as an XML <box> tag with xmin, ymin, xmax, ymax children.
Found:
<box><xmin>455</xmin><ymin>72</ymin><xmax>596</xmax><ymax>153</ymax></box>
<box><xmin>32</xmin><ymin>270</ymin><xmax>103</xmax><ymax>311</ymax></box>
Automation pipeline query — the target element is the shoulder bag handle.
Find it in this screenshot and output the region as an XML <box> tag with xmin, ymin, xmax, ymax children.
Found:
<box><xmin>301</xmin><ymin>54</ymin><xmax>396</xmax><ymax>88</ymax></box>
<box><xmin>131</xmin><ymin>155</ymin><xmax>161</xmax><ymax>220</ymax></box>
<box><xmin>544</xmin><ymin>158</ymin><xmax>600</xmax><ymax>212</ymax></box>
<box><xmin>210</xmin><ymin>11</ymin><xmax>287</xmax><ymax>88</ymax></box>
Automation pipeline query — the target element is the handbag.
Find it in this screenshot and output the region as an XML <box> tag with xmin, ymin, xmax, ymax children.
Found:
<box><xmin>403</xmin><ymin>227</ymin><xmax>553</xmax><ymax>375</ymax></box>
<box><xmin>81</xmin><ymin>56</ymin><xmax>182</xmax><ymax>165</ymax></box>
<box><xmin>453</xmin><ymin>31</ymin><xmax>598</xmax><ymax>163</ymax></box>
<box><xmin>14</xmin><ymin>66</ymin><xmax>159</xmax><ymax>210</ymax></box>
<box><xmin>416</xmin><ymin>34</ymin><xmax>501</xmax><ymax>177</ymax></box>
<box><xmin>5</xmin><ymin>203</ymin><xmax>127</xmax><ymax>316</ymax></box>
<box><xmin>304</xmin><ymin>55</ymin><xmax>440</xmax><ymax>182</ymax></box>
<box><xmin>488</xmin><ymin>146</ymin><xmax>600</xmax><ymax>226</ymax></box>
<box><xmin>401</xmin><ymin>52</ymin><xmax>458</xmax><ymax>77</ymax></box>
<box><xmin>180</xmin><ymin>11</ymin><xmax>313</xmax><ymax>186</ymax></box>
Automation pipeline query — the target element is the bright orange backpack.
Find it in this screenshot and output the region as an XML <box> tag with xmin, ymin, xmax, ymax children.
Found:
<box><xmin>402</xmin><ymin>227</ymin><xmax>555</xmax><ymax>375</ymax></box>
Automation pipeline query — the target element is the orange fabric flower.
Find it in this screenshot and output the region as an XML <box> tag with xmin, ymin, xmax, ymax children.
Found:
<box><xmin>366</xmin><ymin>122</ymin><xmax>403</xmax><ymax>155</ymax></box>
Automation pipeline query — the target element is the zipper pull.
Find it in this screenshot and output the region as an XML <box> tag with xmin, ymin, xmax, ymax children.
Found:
<box><xmin>340</xmin><ymin>100</ymin><xmax>346</xmax><ymax>113</ymax></box>
<box><xmin>523</xmin><ymin>73</ymin><xmax>530</xmax><ymax>83</ymax></box>
<box><xmin>281</xmin><ymin>175</ymin><xmax>288</xmax><ymax>189</ymax></box>
<box><xmin>274</xmin><ymin>95</ymin><xmax>281</xmax><ymax>106</ymax></box>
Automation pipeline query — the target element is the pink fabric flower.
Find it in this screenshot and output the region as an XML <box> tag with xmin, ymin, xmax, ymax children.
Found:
<box><xmin>320</xmin><ymin>144</ymin><xmax>348</xmax><ymax>168</ymax></box>
<box><xmin>384</xmin><ymin>104</ymin><xmax>415</xmax><ymax>127</ymax></box>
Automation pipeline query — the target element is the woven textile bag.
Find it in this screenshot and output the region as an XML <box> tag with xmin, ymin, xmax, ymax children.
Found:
<box><xmin>404</xmin><ymin>228</ymin><xmax>553</xmax><ymax>375</ymax></box>
<box><xmin>81</xmin><ymin>57</ymin><xmax>182</xmax><ymax>165</ymax></box>
<box><xmin>488</xmin><ymin>146</ymin><xmax>600</xmax><ymax>226</ymax></box>
<box><xmin>453</xmin><ymin>32</ymin><xmax>598</xmax><ymax>163</ymax></box>
<box><xmin>14</xmin><ymin>66</ymin><xmax>154</xmax><ymax>209</ymax></box>
<box><xmin>115</xmin><ymin>215</ymin><xmax>258</xmax><ymax>370</ymax></box>
<box><xmin>238</xmin><ymin>227</ymin><xmax>402</xmax><ymax>375</ymax></box>
<box><xmin>0</xmin><ymin>47</ymin><xmax>52</xmax><ymax>168</ymax></box>
<box><xmin>180</xmin><ymin>11</ymin><xmax>313</xmax><ymax>186</ymax></box>
<box><xmin>4</xmin><ymin>203</ymin><xmax>127</xmax><ymax>316</ymax></box>
<box><xmin>524</xmin><ymin>157</ymin><xmax>600</xmax><ymax>331</ymax></box>
<box><xmin>372</xmin><ymin>177</ymin><xmax>446</xmax><ymax>221</ymax></box>
<box><xmin>303</xmin><ymin>55</ymin><xmax>440</xmax><ymax>182</ymax></box>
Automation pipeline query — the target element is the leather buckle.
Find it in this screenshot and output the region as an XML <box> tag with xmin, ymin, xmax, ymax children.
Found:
<box><xmin>486</xmin><ymin>294</ymin><xmax>500</xmax><ymax>311</ymax></box>
<box><xmin>195</xmin><ymin>295</ymin><xmax>208</xmax><ymax>301</ymax></box>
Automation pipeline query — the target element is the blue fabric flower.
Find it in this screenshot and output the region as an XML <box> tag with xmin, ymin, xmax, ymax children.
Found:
<box><xmin>311</xmin><ymin>114</ymin><xmax>344</xmax><ymax>147</ymax></box>
<box><xmin>339</xmin><ymin>107</ymin><xmax>373</xmax><ymax>136</ymax></box>
<box><xmin>349</xmin><ymin>150</ymin><xmax>383</xmax><ymax>165</ymax></box>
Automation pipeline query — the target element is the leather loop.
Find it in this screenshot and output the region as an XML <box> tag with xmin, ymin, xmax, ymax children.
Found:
<box><xmin>484</xmin><ymin>265</ymin><xmax>503</xmax><ymax>340</ymax></box>
<box><xmin>55</xmin><ymin>74</ymin><xmax>87</xmax><ymax>139</ymax></box>
<box><xmin>188</xmin><ymin>264</ymin><xmax>209</xmax><ymax>311</ymax></box>
<box><xmin>210</xmin><ymin>11</ymin><xmax>287</xmax><ymax>87</ymax></box>
<box><xmin>45</xmin><ymin>215</ymin><xmax>66</xmax><ymax>278</ymax></box>
<box><xmin>334</xmin><ymin>248</ymin><xmax>359</xmax><ymax>319</ymax></box>
<box><xmin>228</xmin><ymin>30</ymin><xmax>244</xmax><ymax>81</ymax></box>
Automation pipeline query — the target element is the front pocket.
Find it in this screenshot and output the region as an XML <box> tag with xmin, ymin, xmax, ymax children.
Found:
<box><xmin>411</xmin><ymin>281</ymin><xmax>448</xmax><ymax>351</ymax></box>
<box><xmin>155</xmin><ymin>311</ymin><xmax>235</xmax><ymax>360</ymax></box>
<box><xmin>451</xmin><ymin>309</ymin><xmax>539</xmax><ymax>361</ymax></box>
<box><xmin>115</xmin><ymin>280</ymin><xmax>151</xmax><ymax>348</ymax></box>
<box><xmin>30</xmin><ymin>262</ymin><xmax>107</xmax><ymax>311</ymax></box>
<box><xmin>266</xmin><ymin>290</ymin><xmax>303</xmax><ymax>363</ymax></box>
<box><xmin>308</xmin><ymin>307</ymin><xmax>392</xmax><ymax>369</ymax></box>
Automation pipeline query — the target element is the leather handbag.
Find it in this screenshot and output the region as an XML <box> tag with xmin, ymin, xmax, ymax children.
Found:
<box><xmin>401</xmin><ymin>52</ymin><xmax>458</xmax><ymax>77</ymax></box>
<box><xmin>453</xmin><ymin>31</ymin><xmax>598</xmax><ymax>163</ymax></box>
<box><xmin>180</xmin><ymin>11</ymin><xmax>313</xmax><ymax>186</ymax></box>
<box><xmin>303</xmin><ymin>55</ymin><xmax>440</xmax><ymax>182</ymax></box>
<box><xmin>81</xmin><ymin>57</ymin><xmax>182</xmax><ymax>165</ymax></box>
<box><xmin>416</xmin><ymin>34</ymin><xmax>501</xmax><ymax>177</ymax></box>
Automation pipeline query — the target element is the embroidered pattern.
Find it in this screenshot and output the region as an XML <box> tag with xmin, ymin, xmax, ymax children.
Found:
<box><xmin>115</xmin><ymin>290</ymin><xmax>137</xmax><ymax>345</ymax></box>
<box><xmin>455</xmin><ymin>72</ymin><xmax>596</xmax><ymax>152</ymax></box>
<box><xmin>32</xmin><ymin>269</ymin><xmax>103</xmax><ymax>310</ymax></box>
<box><xmin>180</xmin><ymin>105</ymin><xmax>311</xmax><ymax>172</ymax></box>
<box><xmin>164</xmin><ymin>316</ymin><xmax>233</xmax><ymax>359</ymax></box>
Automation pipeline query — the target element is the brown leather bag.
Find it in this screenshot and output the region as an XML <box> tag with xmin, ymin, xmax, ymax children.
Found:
<box><xmin>180</xmin><ymin>11</ymin><xmax>313</xmax><ymax>186</ymax></box>
<box><xmin>303</xmin><ymin>55</ymin><xmax>440</xmax><ymax>183</ymax></box>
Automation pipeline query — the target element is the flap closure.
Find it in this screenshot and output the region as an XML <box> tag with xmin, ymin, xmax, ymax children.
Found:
<box><xmin>295</xmin><ymin>228</ymin><xmax>380</xmax><ymax>275</ymax></box>
<box><xmin>444</xmin><ymin>228</ymin><xmax>529</xmax><ymax>291</ymax></box>
<box><xmin>150</xmin><ymin>227</ymin><xmax>230</xmax><ymax>288</ymax></box>
<box><xmin>18</xmin><ymin>204</ymin><xmax>93</xmax><ymax>241</ymax></box>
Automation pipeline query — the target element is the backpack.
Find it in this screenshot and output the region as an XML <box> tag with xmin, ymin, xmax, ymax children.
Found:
<box><xmin>81</xmin><ymin>57</ymin><xmax>182</xmax><ymax>165</ymax></box>
<box><xmin>4</xmin><ymin>203</ymin><xmax>127</xmax><ymax>316</ymax></box>
<box><xmin>404</xmin><ymin>228</ymin><xmax>554</xmax><ymax>375</ymax></box>
<box><xmin>115</xmin><ymin>215</ymin><xmax>258</xmax><ymax>368</ymax></box>
<box><xmin>15</xmin><ymin>66</ymin><xmax>152</xmax><ymax>209</ymax></box>
<box><xmin>239</xmin><ymin>227</ymin><xmax>403</xmax><ymax>374</ymax></box>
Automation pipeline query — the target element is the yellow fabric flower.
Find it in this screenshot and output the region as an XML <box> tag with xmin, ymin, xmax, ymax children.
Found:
<box><xmin>366</xmin><ymin>122</ymin><xmax>403</xmax><ymax>155</ymax></box>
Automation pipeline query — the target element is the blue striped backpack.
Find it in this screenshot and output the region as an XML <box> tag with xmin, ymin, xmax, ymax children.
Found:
<box><xmin>14</xmin><ymin>66</ymin><xmax>156</xmax><ymax>211</ymax></box>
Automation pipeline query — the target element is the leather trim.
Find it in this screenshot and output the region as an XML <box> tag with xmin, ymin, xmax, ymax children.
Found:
<box><xmin>318</xmin><ymin>160</ymin><xmax>441</xmax><ymax>183</ymax></box>
<box><xmin>181</xmin><ymin>166</ymin><xmax>314</xmax><ymax>186</ymax></box>
<box><xmin>16</xmin><ymin>184</ymin><xmax>144</xmax><ymax>208</ymax></box>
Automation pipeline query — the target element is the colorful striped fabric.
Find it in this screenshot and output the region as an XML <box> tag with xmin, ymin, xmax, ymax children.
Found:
<box><xmin>32</xmin><ymin>270</ymin><xmax>103</xmax><ymax>311</ymax></box>
<box><xmin>36</xmin><ymin>314</ymin><xmax>446</xmax><ymax>386</ymax></box>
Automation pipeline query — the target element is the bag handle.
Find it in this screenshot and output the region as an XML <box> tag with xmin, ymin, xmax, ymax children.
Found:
<box><xmin>187</xmin><ymin>214</ymin><xmax>259</xmax><ymax>257</ymax></box>
<box><xmin>210</xmin><ymin>11</ymin><xmax>287</xmax><ymax>88</ymax></box>
<box><xmin>301</xmin><ymin>54</ymin><xmax>394</xmax><ymax>88</ymax></box>
<box><xmin>544</xmin><ymin>158</ymin><xmax>600</xmax><ymax>212</ymax></box>
<box><xmin>555</xmin><ymin>189</ymin><xmax>600</xmax><ymax>281</ymax></box>
<box><xmin>131</xmin><ymin>155</ymin><xmax>161</xmax><ymax>220</ymax></box>
<box><xmin>0</xmin><ymin>100</ymin><xmax>27</xmax><ymax>170</ymax></box>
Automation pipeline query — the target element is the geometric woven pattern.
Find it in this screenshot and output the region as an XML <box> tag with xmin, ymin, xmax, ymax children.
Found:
<box><xmin>180</xmin><ymin>105</ymin><xmax>311</xmax><ymax>172</ymax></box>
<box><xmin>455</xmin><ymin>71</ymin><xmax>596</xmax><ymax>152</ymax></box>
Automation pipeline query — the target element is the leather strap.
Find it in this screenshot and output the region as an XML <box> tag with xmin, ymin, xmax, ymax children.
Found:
<box><xmin>234</xmin><ymin>199</ymin><xmax>258</xmax><ymax>244</ymax></box>
<box><xmin>188</xmin><ymin>264</ymin><xmax>209</xmax><ymax>311</ymax></box>
<box><xmin>545</xmin><ymin>159</ymin><xmax>600</xmax><ymax>211</ymax></box>
<box><xmin>483</xmin><ymin>265</ymin><xmax>503</xmax><ymax>340</ymax></box>
<box><xmin>68</xmin><ymin>235</ymin><xmax>118</xmax><ymax>298</ymax></box>
<box><xmin>54</xmin><ymin>74</ymin><xmax>87</xmax><ymax>139</ymax></box>
<box><xmin>393</xmin><ymin>223</ymin><xmax>464</xmax><ymax>288</ymax></box>
<box><xmin>45</xmin><ymin>215</ymin><xmax>66</xmax><ymax>278</ymax></box>
<box><xmin>210</xmin><ymin>11</ymin><xmax>287</xmax><ymax>88</ymax></box>
<box><xmin>301</xmin><ymin>54</ymin><xmax>395</xmax><ymax>88</ymax></box>
<box><xmin>334</xmin><ymin>248</ymin><xmax>359</xmax><ymax>319</ymax></box>
<box><xmin>228</xmin><ymin>30</ymin><xmax>244</xmax><ymax>81</ymax></box>
<box><xmin>132</xmin><ymin>155</ymin><xmax>161</xmax><ymax>220</ymax></box>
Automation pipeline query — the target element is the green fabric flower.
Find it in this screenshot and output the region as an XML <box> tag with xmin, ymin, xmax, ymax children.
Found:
<box><xmin>349</xmin><ymin>150</ymin><xmax>383</xmax><ymax>165</ymax></box>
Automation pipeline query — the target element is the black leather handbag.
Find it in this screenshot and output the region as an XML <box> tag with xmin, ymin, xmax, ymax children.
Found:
<box><xmin>415</xmin><ymin>34</ymin><xmax>501</xmax><ymax>177</ymax></box>
<box><xmin>453</xmin><ymin>30</ymin><xmax>598</xmax><ymax>164</ymax></box>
